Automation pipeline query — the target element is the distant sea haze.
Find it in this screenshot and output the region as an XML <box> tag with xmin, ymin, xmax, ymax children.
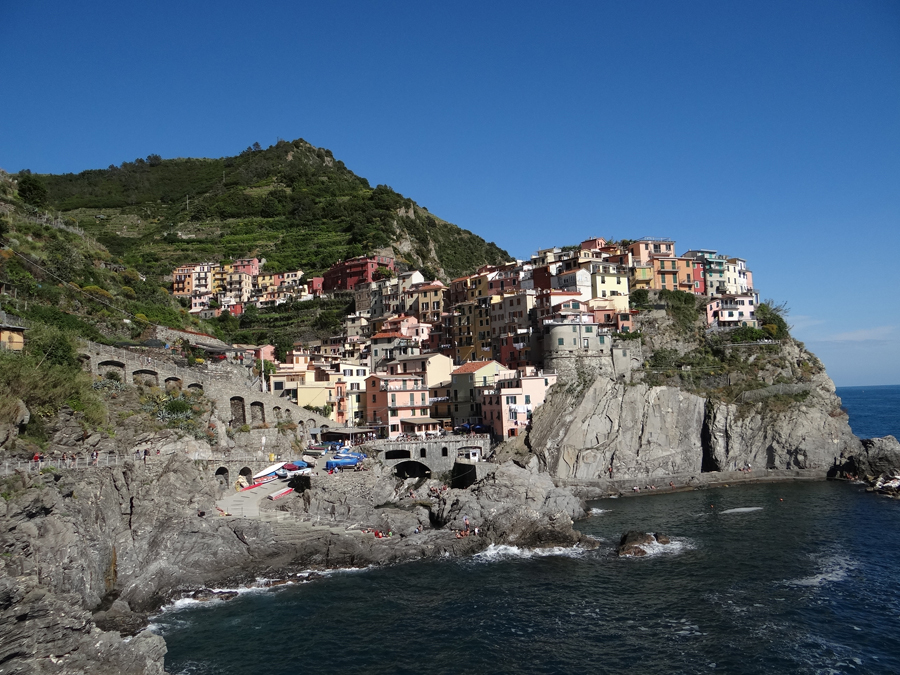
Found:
<box><xmin>836</xmin><ymin>384</ymin><xmax>900</xmax><ymax>440</ymax></box>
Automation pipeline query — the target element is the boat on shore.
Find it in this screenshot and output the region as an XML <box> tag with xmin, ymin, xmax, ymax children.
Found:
<box><xmin>267</xmin><ymin>487</ymin><xmax>294</xmax><ymax>500</ymax></box>
<box><xmin>239</xmin><ymin>474</ymin><xmax>278</xmax><ymax>491</ymax></box>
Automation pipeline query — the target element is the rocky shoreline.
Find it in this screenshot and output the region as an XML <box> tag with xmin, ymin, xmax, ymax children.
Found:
<box><xmin>0</xmin><ymin>453</ymin><xmax>593</xmax><ymax>674</ymax></box>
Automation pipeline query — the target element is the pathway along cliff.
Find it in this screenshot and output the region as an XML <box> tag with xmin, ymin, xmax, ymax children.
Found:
<box><xmin>2</xmin><ymin>342</ymin><xmax>899</xmax><ymax>673</ymax></box>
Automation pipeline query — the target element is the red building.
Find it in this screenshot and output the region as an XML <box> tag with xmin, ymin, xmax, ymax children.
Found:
<box><xmin>322</xmin><ymin>255</ymin><xmax>396</xmax><ymax>291</ymax></box>
<box><xmin>307</xmin><ymin>277</ymin><xmax>324</xmax><ymax>296</ymax></box>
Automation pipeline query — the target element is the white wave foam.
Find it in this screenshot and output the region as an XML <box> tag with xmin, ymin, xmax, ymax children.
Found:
<box><xmin>719</xmin><ymin>507</ymin><xmax>764</xmax><ymax>514</ymax></box>
<box><xmin>589</xmin><ymin>508</ymin><xmax>610</xmax><ymax>515</ymax></box>
<box><xmin>473</xmin><ymin>543</ymin><xmax>586</xmax><ymax>562</ymax></box>
<box><xmin>785</xmin><ymin>554</ymin><xmax>857</xmax><ymax>587</ymax></box>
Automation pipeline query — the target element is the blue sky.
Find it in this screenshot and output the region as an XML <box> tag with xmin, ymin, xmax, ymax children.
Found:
<box><xmin>1</xmin><ymin>1</ymin><xmax>898</xmax><ymax>386</ymax></box>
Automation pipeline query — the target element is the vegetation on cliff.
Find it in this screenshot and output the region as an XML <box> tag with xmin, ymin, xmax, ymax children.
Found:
<box><xmin>28</xmin><ymin>138</ymin><xmax>510</xmax><ymax>280</ymax></box>
<box><xmin>634</xmin><ymin>290</ymin><xmax>816</xmax><ymax>409</ymax></box>
<box><xmin>0</xmin><ymin>325</ymin><xmax>105</xmax><ymax>445</ymax></box>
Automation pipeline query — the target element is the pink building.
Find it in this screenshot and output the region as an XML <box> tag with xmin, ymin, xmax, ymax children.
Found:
<box><xmin>365</xmin><ymin>374</ymin><xmax>439</xmax><ymax>438</ymax></box>
<box><xmin>308</xmin><ymin>277</ymin><xmax>324</xmax><ymax>296</ymax></box>
<box><xmin>706</xmin><ymin>294</ymin><xmax>759</xmax><ymax>328</ymax></box>
<box><xmin>478</xmin><ymin>367</ymin><xmax>557</xmax><ymax>439</ymax></box>
<box><xmin>232</xmin><ymin>258</ymin><xmax>260</xmax><ymax>276</ymax></box>
<box><xmin>628</xmin><ymin>238</ymin><xmax>676</xmax><ymax>266</ymax></box>
<box><xmin>580</xmin><ymin>237</ymin><xmax>607</xmax><ymax>251</ymax></box>
<box><xmin>381</xmin><ymin>314</ymin><xmax>432</xmax><ymax>342</ymax></box>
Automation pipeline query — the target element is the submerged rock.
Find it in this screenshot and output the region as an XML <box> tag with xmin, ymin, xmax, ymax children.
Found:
<box><xmin>617</xmin><ymin>531</ymin><xmax>671</xmax><ymax>557</ymax></box>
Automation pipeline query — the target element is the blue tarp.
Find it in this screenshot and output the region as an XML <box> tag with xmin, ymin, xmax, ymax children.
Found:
<box><xmin>326</xmin><ymin>457</ymin><xmax>360</xmax><ymax>471</ymax></box>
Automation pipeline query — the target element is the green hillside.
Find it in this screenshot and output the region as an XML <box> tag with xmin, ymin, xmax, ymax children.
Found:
<box><xmin>34</xmin><ymin>138</ymin><xmax>510</xmax><ymax>280</ymax></box>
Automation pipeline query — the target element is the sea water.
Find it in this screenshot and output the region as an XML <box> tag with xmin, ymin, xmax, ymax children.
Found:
<box><xmin>154</xmin><ymin>385</ymin><xmax>900</xmax><ymax>674</ymax></box>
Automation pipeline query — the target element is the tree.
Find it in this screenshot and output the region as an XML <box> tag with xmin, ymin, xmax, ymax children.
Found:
<box><xmin>239</xmin><ymin>302</ymin><xmax>259</xmax><ymax>327</ymax></box>
<box><xmin>756</xmin><ymin>300</ymin><xmax>791</xmax><ymax>339</ymax></box>
<box><xmin>45</xmin><ymin>238</ymin><xmax>84</xmax><ymax>282</ymax></box>
<box><xmin>630</xmin><ymin>288</ymin><xmax>650</xmax><ymax>308</ymax></box>
<box><xmin>17</xmin><ymin>173</ymin><xmax>48</xmax><ymax>207</ymax></box>
<box><xmin>147</xmin><ymin>154</ymin><xmax>163</xmax><ymax>166</ymax></box>
<box><xmin>373</xmin><ymin>266</ymin><xmax>394</xmax><ymax>281</ymax></box>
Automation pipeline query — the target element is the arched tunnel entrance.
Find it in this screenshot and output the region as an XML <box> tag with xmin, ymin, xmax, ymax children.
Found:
<box><xmin>215</xmin><ymin>467</ymin><xmax>230</xmax><ymax>489</ymax></box>
<box><xmin>393</xmin><ymin>460</ymin><xmax>431</xmax><ymax>479</ymax></box>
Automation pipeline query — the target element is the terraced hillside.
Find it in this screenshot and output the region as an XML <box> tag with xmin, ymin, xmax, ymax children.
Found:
<box><xmin>35</xmin><ymin>138</ymin><xmax>510</xmax><ymax>280</ymax></box>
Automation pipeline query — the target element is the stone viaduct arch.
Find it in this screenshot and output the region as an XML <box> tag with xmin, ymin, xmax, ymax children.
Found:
<box><xmin>371</xmin><ymin>438</ymin><xmax>492</xmax><ymax>477</ymax></box>
<box><xmin>80</xmin><ymin>342</ymin><xmax>333</xmax><ymax>435</ymax></box>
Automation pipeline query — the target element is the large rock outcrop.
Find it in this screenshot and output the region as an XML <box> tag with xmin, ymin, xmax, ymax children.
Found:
<box><xmin>528</xmin><ymin>342</ymin><xmax>862</xmax><ymax>482</ymax></box>
<box><xmin>435</xmin><ymin>459</ymin><xmax>593</xmax><ymax>548</ymax></box>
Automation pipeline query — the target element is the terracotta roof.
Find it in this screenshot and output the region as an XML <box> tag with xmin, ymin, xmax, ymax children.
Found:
<box><xmin>452</xmin><ymin>360</ymin><xmax>498</xmax><ymax>375</ymax></box>
<box><xmin>371</xmin><ymin>331</ymin><xmax>406</xmax><ymax>340</ymax></box>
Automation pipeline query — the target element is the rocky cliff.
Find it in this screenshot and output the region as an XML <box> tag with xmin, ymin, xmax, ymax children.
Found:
<box><xmin>0</xmin><ymin>443</ymin><xmax>589</xmax><ymax>673</ymax></box>
<box><xmin>527</xmin><ymin>339</ymin><xmax>863</xmax><ymax>484</ymax></box>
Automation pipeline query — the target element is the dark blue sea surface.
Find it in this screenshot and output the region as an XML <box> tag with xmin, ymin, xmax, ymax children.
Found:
<box><xmin>155</xmin><ymin>390</ymin><xmax>900</xmax><ymax>675</ymax></box>
<box><xmin>836</xmin><ymin>384</ymin><xmax>900</xmax><ymax>440</ymax></box>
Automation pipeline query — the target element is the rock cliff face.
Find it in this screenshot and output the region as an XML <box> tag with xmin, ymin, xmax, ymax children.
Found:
<box><xmin>0</xmin><ymin>446</ymin><xmax>589</xmax><ymax>673</ymax></box>
<box><xmin>528</xmin><ymin>341</ymin><xmax>862</xmax><ymax>483</ymax></box>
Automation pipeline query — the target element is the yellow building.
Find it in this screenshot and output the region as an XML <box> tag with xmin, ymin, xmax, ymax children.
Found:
<box><xmin>590</xmin><ymin>262</ymin><xmax>630</xmax><ymax>304</ymax></box>
<box><xmin>629</xmin><ymin>264</ymin><xmax>654</xmax><ymax>292</ymax></box>
<box><xmin>0</xmin><ymin>317</ymin><xmax>25</xmax><ymax>352</ymax></box>
<box><xmin>212</xmin><ymin>264</ymin><xmax>233</xmax><ymax>295</ymax></box>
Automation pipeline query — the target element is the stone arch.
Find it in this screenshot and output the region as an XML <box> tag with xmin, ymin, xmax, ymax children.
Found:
<box><xmin>164</xmin><ymin>376</ymin><xmax>183</xmax><ymax>393</ymax></box>
<box><xmin>230</xmin><ymin>397</ymin><xmax>246</xmax><ymax>427</ymax></box>
<box><xmin>98</xmin><ymin>359</ymin><xmax>126</xmax><ymax>382</ymax></box>
<box><xmin>280</xmin><ymin>408</ymin><xmax>292</xmax><ymax>422</ymax></box>
<box><xmin>419</xmin><ymin>447</ymin><xmax>427</xmax><ymax>458</ymax></box>
<box><xmin>307</xmin><ymin>419</ymin><xmax>317</xmax><ymax>429</ymax></box>
<box><xmin>132</xmin><ymin>369</ymin><xmax>158</xmax><ymax>386</ymax></box>
<box><xmin>188</xmin><ymin>382</ymin><xmax>204</xmax><ymax>392</ymax></box>
<box><xmin>273</xmin><ymin>406</ymin><xmax>282</xmax><ymax>420</ymax></box>
<box><xmin>384</xmin><ymin>449</ymin><xmax>411</xmax><ymax>460</ymax></box>
<box><xmin>215</xmin><ymin>467</ymin><xmax>230</xmax><ymax>488</ymax></box>
<box><xmin>393</xmin><ymin>460</ymin><xmax>431</xmax><ymax>479</ymax></box>
<box><xmin>238</xmin><ymin>466</ymin><xmax>253</xmax><ymax>480</ymax></box>
<box><xmin>250</xmin><ymin>401</ymin><xmax>265</xmax><ymax>425</ymax></box>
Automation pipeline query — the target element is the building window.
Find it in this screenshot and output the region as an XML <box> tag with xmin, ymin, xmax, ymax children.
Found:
<box><xmin>506</xmin><ymin>395</ymin><xmax>516</xmax><ymax>404</ymax></box>
<box><xmin>372</xmin><ymin>394</ymin><xmax>376</xmax><ymax>402</ymax></box>
<box><xmin>585</xmin><ymin>326</ymin><xmax>593</xmax><ymax>333</ymax></box>
<box><xmin>557</xmin><ymin>337</ymin><xmax>564</xmax><ymax>346</ymax></box>
<box><xmin>525</xmin><ymin>395</ymin><xmax>531</xmax><ymax>404</ymax></box>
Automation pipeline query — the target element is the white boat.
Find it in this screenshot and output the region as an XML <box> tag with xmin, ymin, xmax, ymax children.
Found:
<box><xmin>253</xmin><ymin>462</ymin><xmax>286</xmax><ymax>480</ymax></box>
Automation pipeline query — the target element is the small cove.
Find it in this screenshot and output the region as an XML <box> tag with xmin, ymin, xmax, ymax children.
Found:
<box><xmin>153</xmin><ymin>385</ymin><xmax>900</xmax><ymax>675</ymax></box>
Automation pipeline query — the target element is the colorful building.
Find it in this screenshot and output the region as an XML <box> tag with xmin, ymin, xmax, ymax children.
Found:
<box><xmin>478</xmin><ymin>367</ymin><xmax>557</xmax><ymax>439</ymax></box>
<box><xmin>365</xmin><ymin>374</ymin><xmax>438</xmax><ymax>438</ymax></box>
<box><xmin>450</xmin><ymin>360</ymin><xmax>512</xmax><ymax>428</ymax></box>
<box><xmin>322</xmin><ymin>255</ymin><xmax>396</xmax><ymax>291</ymax></box>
